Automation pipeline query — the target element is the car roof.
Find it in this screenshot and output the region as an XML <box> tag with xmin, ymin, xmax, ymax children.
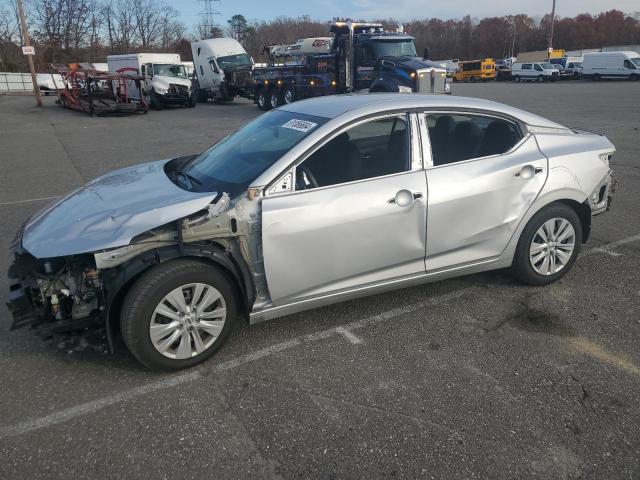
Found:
<box><xmin>279</xmin><ymin>93</ymin><xmax>565</xmax><ymax>128</ymax></box>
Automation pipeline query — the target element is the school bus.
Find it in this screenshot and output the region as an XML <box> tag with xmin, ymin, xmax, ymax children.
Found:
<box><xmin>453</xmin><ymin>58</ymin><xmax>497</xmax><ymax>82</ymax></box>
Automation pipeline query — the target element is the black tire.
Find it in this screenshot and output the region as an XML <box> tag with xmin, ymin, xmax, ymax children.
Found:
<box><xmin>150</xmin><ymin>91</ymin><xmax>164</xmax><ymax>110</ymax></box>
<box><xmin>120</xmin><ymin>259</ymin><xmax>238</xmax><ymax>371</ymax></box>
<box><xmin>269</xmin><ymin>89</ymin><xmax>281</xmax><ymax>109</ymax></box>
<box><xmin>513</xmin><ymin>75</ymin><xmax>520</xmax><ymax>83</ymax></box>
<box><xmin>537</xmin><ymin>75</ymin><xmax>544</xmax><ymax>83</ymax></box>
<box><xmin>256</xmin><ymin>88</ymin><xmax>271</xmax><ymax>111</ymax></box>
<box><xmin>218</xmin><ymin>83</ymin><xmax>235</xmax><ymax>102</ymax></box>
<box><xmin>593</xmin><ymin>73</ymin><xmax>601</xmax><ymax>81</ymax></box>
<box><xmin>197</xmin><ymin>89</ymin><xmax>209</xmax><ymax>103</ymax></box>
<box><xmin>630</xmin><ymin>74</ymin><xmax>639</xmax><ymax>81</ymax></box>
<box><xmin>511</xmin><ymin>203</ymin><xmax>582</xmax><ymax>286</ymax></box>
<box><xmin>282</xmin><ymin>85</ymin><xmax>296</xmax><ymax>104</ymax></box>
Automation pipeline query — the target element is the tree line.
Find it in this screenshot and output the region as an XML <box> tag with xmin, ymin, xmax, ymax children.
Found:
<box><xmin>1</xmin><ymin>3</ymin><xmax>639</xmax><ymax>73</ymax></box>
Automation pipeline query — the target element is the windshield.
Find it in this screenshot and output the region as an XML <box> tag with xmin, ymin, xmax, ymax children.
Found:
<box><xmin>371</xmin><ymin>40</ymin><xmax>417</xmax><ymax>58</ymax></box>
<box><xmin>169</xmin><ymin>110</ymin><xmax>329</xmax><ymax>195</ymax></box>
<box><xmin>217</xmin><ymin>53</ymin><xmax>252</xmax><ymax>70</ymax></box>
<box><xmin>153</xmin><ymin>64</ymin><xmax>188</xmax><ymax>79</ymax></box>
<box><xmin>540</xmin><ymin>62</ymin><xmax>556</xmax><ymax>70</ymax></box>
<box><xmin>631</xmin><ymin>58</ymin><xmax>640</xmax><ymax>67</ymax></box>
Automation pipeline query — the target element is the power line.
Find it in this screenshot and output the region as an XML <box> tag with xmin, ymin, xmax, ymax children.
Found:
<box><xmin>198</xmin><ymin>0</ymin><xmax>222</xmax><ymax>36</ymax></box>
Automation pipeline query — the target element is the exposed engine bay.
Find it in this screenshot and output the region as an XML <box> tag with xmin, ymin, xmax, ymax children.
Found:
<box><xmin>7</xmin><ymin>188</ymin><xmax>266</xmax><ymax>352</ymax></box>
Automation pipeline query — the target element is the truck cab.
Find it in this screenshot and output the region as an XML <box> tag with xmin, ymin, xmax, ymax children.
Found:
<box><xmin>332</xmin><ymin>21</ymin><xmax>449</xmax><ymax>94</ymax></box>
<box><xmin>191</xmin><ymin>38</ymin><xmax>254</xmax><ymax>102</ymax></box>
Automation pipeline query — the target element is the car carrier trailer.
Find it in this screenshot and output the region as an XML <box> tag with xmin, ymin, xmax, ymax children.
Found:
<box><xmin>50</xmin><ymin>64</ymin><xmax>148</xmax><ymax>116</ymax></box>
<box><xmin>249</xmin><ymin>21</ymin><xmax>449</xmax><ymax>111</ymax></box>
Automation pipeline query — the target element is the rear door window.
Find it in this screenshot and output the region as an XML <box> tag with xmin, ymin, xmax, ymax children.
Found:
<box><xmin>426</xmin><ymin>113</ymin><xmax>522</xmax><ymax>166</ymax></box>
<box><xmin>522</xmin><ymin>64</ymin><xmax>532</xmax><ymax>70</ymax></box>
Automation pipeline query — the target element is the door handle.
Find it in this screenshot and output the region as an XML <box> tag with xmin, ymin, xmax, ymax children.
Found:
<box><xmin>515</xmin><ymin>165</ymin><xmax>544</xmax><ymax>179</ymax></box>
<box><xmin>388</xmin><ymin>190</ymin><xmax>422</xmax><ymax>207</ymax></box>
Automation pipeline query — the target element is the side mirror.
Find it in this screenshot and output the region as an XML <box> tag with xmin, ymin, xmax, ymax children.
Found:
<box><xmin>141</xmin><ymin>64</ymin><xmax>145</xmax><ymax>75</ymax></box>
<box><xmin>422</xmin><ymin>47</ymin><xmax>429</xmax><ymax>60</ymax></box>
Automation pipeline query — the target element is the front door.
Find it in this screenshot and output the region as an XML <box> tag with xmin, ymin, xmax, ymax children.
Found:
<box><xmin>262</xmin><ymin>114</ymin><xmax>428</xmax><ymax>305</ymax></box>
<box><xmin>422</xmin><ymin>112</ymin><xmax>547</xmax><ymax>272</ymax></box>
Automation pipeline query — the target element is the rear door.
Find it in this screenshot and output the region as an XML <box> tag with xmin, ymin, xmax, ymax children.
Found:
<box><xmin>261</xmin><ymin>113</ymin><xmax>428</xmax><ymax>305</ymax></box>
<box><xmin>420</xmin><ymin>111</ymin><xmax>547</xmax><ymax>272</ymax></box>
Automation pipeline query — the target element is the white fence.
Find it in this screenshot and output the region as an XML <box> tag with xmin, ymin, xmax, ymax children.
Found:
<box><xmin>0</xmin><ymin>72</ymin><xmax>33</xmax><ymax>93</ymax></box>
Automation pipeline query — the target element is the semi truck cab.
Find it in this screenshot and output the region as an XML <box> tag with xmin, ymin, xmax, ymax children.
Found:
<box><xmin>332</xmin><ymin>21</ymin><xmax>449</xmax><ymax>94</ymax></box>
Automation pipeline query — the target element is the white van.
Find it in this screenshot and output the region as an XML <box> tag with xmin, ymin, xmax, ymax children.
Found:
<box><xmin>581</xmin><ymin>51</ymin><xmax>640</xmax><ymax>80</ymax></box>
<box><xmin>511</xmin><ymin>62</ymin><xmax>560</xmax><ymax>82</ymax></box>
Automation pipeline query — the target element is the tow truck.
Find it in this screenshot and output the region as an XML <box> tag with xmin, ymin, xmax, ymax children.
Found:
<box><xmin>250</xmin><ymin>21</ymin><xmax>450</xmax><ymax>110</ymax></box>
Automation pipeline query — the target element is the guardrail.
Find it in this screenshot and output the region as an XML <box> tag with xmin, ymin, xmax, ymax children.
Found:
<box><xmin>0</xmin><ymin>72</ymin><xmax>33</xmax><ymax>93</ymax></box>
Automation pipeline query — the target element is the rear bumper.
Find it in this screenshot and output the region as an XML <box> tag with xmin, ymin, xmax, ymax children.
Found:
<box><xmin>590</xmin><ymin>170</ymin><xmax>616</xmax><ymax>216</ymax></box>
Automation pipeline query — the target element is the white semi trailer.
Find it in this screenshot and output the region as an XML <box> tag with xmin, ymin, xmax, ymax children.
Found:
<box><xmin>107</xmin><ymin>53</ymin><xmax>195</xmax><ymax>108</ymax></box>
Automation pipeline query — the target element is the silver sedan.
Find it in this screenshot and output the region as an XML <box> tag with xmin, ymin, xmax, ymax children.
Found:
<box><xmin>8</xmin><ymin>94</ymin><xmax>616</xmax><ymax>370</ymax></box>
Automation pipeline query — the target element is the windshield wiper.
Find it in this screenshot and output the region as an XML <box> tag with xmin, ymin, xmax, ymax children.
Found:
<box><xmin>172</xmin><ymin>170</ymin><xmax>202</xmax><ymax>190</ymax></box>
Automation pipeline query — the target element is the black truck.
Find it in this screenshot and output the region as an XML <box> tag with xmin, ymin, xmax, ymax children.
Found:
<box><xmin>249</xmin><ymin>21</ymin><xmax>450</xmax><ymax>111</ymax></box>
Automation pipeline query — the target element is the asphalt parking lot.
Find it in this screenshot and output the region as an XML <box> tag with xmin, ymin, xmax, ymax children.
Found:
<box><xmin>1</xmin><ymin>81</ymin><xmax>639</xmax><ymax>479</ymax></box>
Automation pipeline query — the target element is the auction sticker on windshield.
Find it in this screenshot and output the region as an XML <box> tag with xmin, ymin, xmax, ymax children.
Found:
<box><xmin>282</xmin><ymin>119</ymin><xmax>318</xmax><ymax>133</ymax></box>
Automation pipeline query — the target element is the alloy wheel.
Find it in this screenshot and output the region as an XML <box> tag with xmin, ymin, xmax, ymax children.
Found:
<box><xmin>149</xmin><ymin>283</ymin><xmax>226</xmax><ymax>359</ymax></box>
<box><xmin>529</xmin><ymin>218</ymin><xmax>576</xmax><ymax>275</ymax></box>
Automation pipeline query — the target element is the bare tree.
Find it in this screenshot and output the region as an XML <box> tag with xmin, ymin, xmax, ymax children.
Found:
<box><xmin>102</xmin><ymin>0</ymin><xmax>136</xmax><ymax>51</ymax></box>
<box><xmin>0</xmin><ymin>3</ymin><xmax>22</xmax><ymax>71</ymax></box>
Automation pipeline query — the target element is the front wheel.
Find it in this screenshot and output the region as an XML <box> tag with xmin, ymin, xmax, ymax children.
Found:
<box><xmin>511</xmin><ymin>203</ymin><xmax>582</xmax><ymax>286</ymax></box>
<box><xmin>537</xmin><ymin>75</ymin><xmax>544</xmax><ymax>83</ymax></box>
<box><xmin>121</xmin><ymin>259</ymin><xmax>238</xmax><ymax>371</ymax></box>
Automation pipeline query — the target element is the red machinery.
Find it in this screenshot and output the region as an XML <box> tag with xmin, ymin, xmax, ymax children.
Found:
<box><xmin>49</xmin><ymin>63</ymin><xmax>148</xmax><ymax>116</ymax></box>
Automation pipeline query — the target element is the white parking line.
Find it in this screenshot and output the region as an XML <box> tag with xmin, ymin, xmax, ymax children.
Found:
<box><xmin>0</xmin><ymin>288</ymin><xmax>474</xmax><ymax>440</ymax></box>
<box><xmin>0</xmin><ymin>195</ymin><xmax>61</xmax><ymax>207</ymax></box>
<box><xmin>581</xmin><ymin>233</ymin><xmax>640</xmax><ymax>257</ymax></box>
<box><xmin>336</xmin><ymin>327</ymin><xmax>363</xmax><ymax>344</ymax></box>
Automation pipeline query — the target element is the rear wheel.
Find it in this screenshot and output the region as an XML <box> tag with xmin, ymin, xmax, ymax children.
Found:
<box><xmin>593</xmin><ymin>73</ymin><xmax>601</xmax><ymax>81</ymax></box>
<box><xmin>513</xmin><ymin>75</ymin><xmax>520</xmax><ymax>83</ymax></box>
<box><xmin>121</xmin><ymin>259</ymin><xmax>238</xmax><ymax>371</ymax></box>
<box><xmin>283</xmin><ymin>85</ymin><xmax>296</xmax><ymax>104</ymax></box>
<box><xmin>511</xmin><ymin>203</ymin><xmax>582</xmax><ymax>286</ymax></box>
<box><xmin>269</xmin><ymin>89</ymin><xmax>281</xmax><ymax>109</ymax></box>
<box><xmin>256</xmin><ymin>88</ymin><xmax>270</xmax><ymax>111</ymax></box>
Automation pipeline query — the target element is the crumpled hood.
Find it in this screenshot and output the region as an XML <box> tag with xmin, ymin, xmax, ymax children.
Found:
<box><xmin>22</xmin><ymin>160</ymin><xmax>217</xmax><ymax>259</ymax></box>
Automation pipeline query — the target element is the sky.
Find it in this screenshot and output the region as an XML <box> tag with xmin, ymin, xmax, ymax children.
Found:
<box><xmin>174</xmin><ymin>0</ymin><xmax>640</xmax><ymax>29</ymax></box>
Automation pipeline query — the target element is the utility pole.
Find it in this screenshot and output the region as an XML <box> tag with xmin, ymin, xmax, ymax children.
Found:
<box><xmin>547</xmin><ymin>0</ymin><xmax>557</xmax><ymax>60</ymax></box>
<box><xmin>16</xmin><ymin>0</ymin><xmax>42</xmax><ymax>107</ymax></box>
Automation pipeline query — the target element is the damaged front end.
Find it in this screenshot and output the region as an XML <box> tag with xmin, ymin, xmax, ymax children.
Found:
<box><xmin>7</xmin><ymin>231</ymin><xmax>105</xmax><ymax>339</ymax></box>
